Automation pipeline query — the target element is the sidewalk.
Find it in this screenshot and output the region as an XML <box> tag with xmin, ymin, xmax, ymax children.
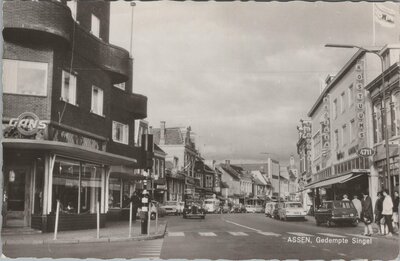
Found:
<box><xmin>305</xmin><ymin>215</ymin><xmax>399</xmax><ymax>241</ymax></box>
<box><xmin>1</xmin><ymin>220</ymin><xmax>167</xmax><ymax>245</ymax></box>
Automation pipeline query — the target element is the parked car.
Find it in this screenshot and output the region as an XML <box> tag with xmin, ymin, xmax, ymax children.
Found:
<box><xmin>161</xmin><ymin>201</ymin><xmax>182</xmax><ymax>215</ymax></box>
<box><xmin>277</xmin><ymin>202</ymin><xmax>307</xmax><ymax>221</ymax></box>
<box><xmin>221</xmin><ymin>204</ymin><xmax>231</xmax><ymax>214</ymax></box>
<box><xmin>150</xmin><ymin>201</ymin><xmax>167</xmax><ymax>220</ymax></box>
<box><xmin>245</xmin><ymin>205</ymin><xmax>257</xmax><ymax>213</ymax></box>
<box><xmin>232</xmin><ymin>204</ymin><xmax>246</xmax><ymax>213</ymax></box>
<box><xmin>265</xmin><ymin>202</ymin><xmax>278</xmax><ymax>218</ymax></box>
<box><xmin>255</xmin><ymin>205</ymin><xmax>264</xmax><ymax>213</ymax></box>
<box><xmin>204</xmin><ymin>198</ymin><xmax>220</xmax><ymax>213</ymax></box>
<box><xmin>314</xmin><ymin>200</ymin><xmax>358</xmax><ymax>227</ymax></box>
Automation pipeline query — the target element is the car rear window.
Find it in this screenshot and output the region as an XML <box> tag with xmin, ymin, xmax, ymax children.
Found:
<box><xmin>334</xmin><ymin>201</ymin><xmax>353</xmax><ymax>208</ymax></box>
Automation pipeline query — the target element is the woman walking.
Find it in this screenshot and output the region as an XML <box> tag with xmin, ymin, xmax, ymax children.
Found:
<box><xmin>374</xmin><ymin>192</ymin><xmax>385</xmax><ymax>235</ymax></box>
<box><xmin>361</xmin><ymin>191</ymin><xmax>373</xmax><ymax>236</ymax></box>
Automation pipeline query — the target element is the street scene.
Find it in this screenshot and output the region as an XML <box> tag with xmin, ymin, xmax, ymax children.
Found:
<box><xmin>2</xmin><ymin>1</ymin><xmax>400</xmax><ymax>260</ymax></box>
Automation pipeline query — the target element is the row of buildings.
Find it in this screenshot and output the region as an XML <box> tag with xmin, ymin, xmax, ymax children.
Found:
<box><xmin>296</xmin><ymin>44</ymin><xmax>400</xmax><ymax>211</ymax></box>
<box><xmin>1</xmin><ymin>0</ymin><xmax>298</xmax><ymax>233</ymax></box>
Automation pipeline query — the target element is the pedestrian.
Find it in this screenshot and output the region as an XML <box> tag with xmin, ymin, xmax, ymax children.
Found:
<box><xmin>360</xmin><ymin>191</ymin><xmax>373</xmax><ymax>236</ymax></box>
<box><xmin>342</xmin><ymin>194</ymin><xmax>350</xmax><ymax>201</ymax></box>
<box><xmin>352</xmin><ymin>195</ymin><xmax>362</xmax><ymax>221</ymax></box>
<box><xmin>382</xmin><ymin>189</ymin><xmax>394</xmax><ymax>236</ymax></box>
<box><xmin>374</xmin><ymin>191</ymin><xmax>385</xmax><ymax>235</ymax></box>
<box><xmin>393</xmin><ymin>191</ymin><xmax>399</xmax><ymax>231</ymax></box>
<box><xmin>130</xmin><ymin>191</ymin><xmax>141</xmax><ymax>222</ymax></box>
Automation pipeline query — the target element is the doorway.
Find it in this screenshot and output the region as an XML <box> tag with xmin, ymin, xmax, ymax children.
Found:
<box><xmin>4</xmin><ymin>167</ymin><xmax>31</xmax><ymax>227</ymax></box>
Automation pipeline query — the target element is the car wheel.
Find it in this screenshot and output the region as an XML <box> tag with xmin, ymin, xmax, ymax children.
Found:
<box><xmin>326</xmin><ymin>220</ymin><xmax>332</xmax><ymax>227</ymax></box>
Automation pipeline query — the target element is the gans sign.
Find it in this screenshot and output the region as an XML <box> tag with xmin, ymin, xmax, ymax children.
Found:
<box><xmin>9</xmin><ymin>112</ymin><xmax>47</xmax><ymax>136</ymax></box>
<box><xmin>357</xmin><ymin>147</ymin><xmax>375</xmax><ymax>157</ymax></box>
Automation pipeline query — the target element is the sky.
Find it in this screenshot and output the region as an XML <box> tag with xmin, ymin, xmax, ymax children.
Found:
<box><xmin>109</xmin><ymin>2</ymin><xmax>400</xmax><ymax>164</ymax></box>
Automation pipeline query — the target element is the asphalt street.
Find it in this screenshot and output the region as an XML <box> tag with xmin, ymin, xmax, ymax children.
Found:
<box><xmin>3</xmin><ymin>213</ymin><xmax>399</xmax><ymax>260</ymax></box>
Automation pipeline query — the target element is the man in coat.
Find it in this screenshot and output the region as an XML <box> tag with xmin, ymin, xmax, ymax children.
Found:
<box><xmin>361</xmin><ymin>191</ymin><xmax>373</xmax><ymax>236</ymax></box>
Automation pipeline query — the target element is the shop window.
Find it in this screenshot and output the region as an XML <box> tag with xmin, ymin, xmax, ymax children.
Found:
<box><xmin>3</xmin><ymin>59</ymin><xmax>48</xmax><ymax>96</ymax></box>
<box><xmin>80</xmin><ymin>163</ymin><xmax>102</xmax><ymax>213</ymax></box>
<box><xmin>52</xmin><ymin>159</ymin><xmax>81</xmax><ymax>213</ymax></box>
<box><xmin>61</xmin><ymin>70</ymin><xmax>77</xmax><ymax>105</ymax></box>
<box><xmin>91</xmin><ymin>14</ymin><xmax>100</xmax><ymax>38</ymax></box>
<box><xmin>91</xmin><ymin>86</ymin><xmax>104</xmax><ymax>116</ymax></box>
<box><xmin>112</xmin><ymin>121</ymin><xmax>129</xmax><ymax>144</ymax></box>
<box><xmin>52</xmin><ymin>158</ymin><xmax>103</xmax><ymax>214</ymax></box>
<box><xmin>109</xmin><ymin>178</ymin><xmax>121</xmax><ymax>209</ymax></box>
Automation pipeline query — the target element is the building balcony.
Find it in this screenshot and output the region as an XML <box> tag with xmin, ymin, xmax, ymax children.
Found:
<box><xmin>3</xmin><ymin>0</ymin><xmax>131</xmax><ymax>83</ymax></box>
<box><xmin>111</xmin><ymin>88</ymin><xmax>147</xmax><ymax>119</ymax></box>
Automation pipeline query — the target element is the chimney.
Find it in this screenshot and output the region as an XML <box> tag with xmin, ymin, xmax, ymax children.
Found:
<box><xmin>160</xmin><ymin>121</ymin><xmax>166</xmax><ymax>145</ymax></box>
<box><xmin>212</xmin><ymin>160</ymin><xmax>216</xmax><ymax>170</ymax></box>
<box><xmin>225</xmin><ymin>160</ymin><xmax>230</xmax><ymax>165</ymax></box>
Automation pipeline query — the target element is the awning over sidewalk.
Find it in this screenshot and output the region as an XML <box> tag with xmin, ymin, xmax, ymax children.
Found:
<box><xmin>304</xmin><ymin>173</ymin><xmax>354</xmax><ymax>190</ymax></box>
<box><xmin>3</xmin><ymin>139</ymin><xmax>138</xmax><ymax>166</ymax></box>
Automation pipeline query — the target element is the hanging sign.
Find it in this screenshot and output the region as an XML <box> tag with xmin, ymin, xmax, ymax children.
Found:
<box><xmin>355</xmin><ymin>59</ymin><xmax>367</xmax><ymax>147</ymax></box>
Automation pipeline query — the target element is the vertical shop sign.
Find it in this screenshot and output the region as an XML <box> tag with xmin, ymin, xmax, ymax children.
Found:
<box><xmin>321</xmin><ymin>95</ymin><xmax>331</xmax><ymax>161</ymax></box>
<box><xmin>297</xmin><ymin>120</ymin><xmax>312</xmax><ymax>175</ymax></box>
<box><xmin>355</xmin><ymin>60</ymin><xmax>367</xmax><ymax>147</ymax></box>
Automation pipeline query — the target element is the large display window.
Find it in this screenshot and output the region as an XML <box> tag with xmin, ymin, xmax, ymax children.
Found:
<box><xmin>52</xmin><ymin>158</ymin><xmax>103</xmax><ymax>214</ymax></box>
<box><xmin>108</xmin><ymin>178</ymin><xmax>131</xmax><ymax>209</ymax></box>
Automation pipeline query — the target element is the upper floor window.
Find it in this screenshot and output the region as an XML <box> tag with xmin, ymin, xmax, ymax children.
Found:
<box><xmin>61</xmin><ymin>70</ymin><xmax>77</xmax><ymax>105</ymax></box>
<box><xmin>313</xmin><ymin>132</ymin><xmax>321</xmax><ymax>160</ymax></box>
<box><xmin>114</xmin><ymin>82</ymin><xmax>126</xmax><ymax>91</ymax></box>
<box><xmin>91</xmin><ymin>86</ymin><xmax>104</xmax><ymax>116</ymax></box>
<box><xmin>373</xmin><ymin>102</ymin><xmax>383</xmax><ymax>143</ymax></box>
<box><xmin>112</xmin><ymin>121</ymin><xmax>129</xmax><ymax>144</ymax></box>
<box><xmin>340</xmin><ymin>92</ymin><xmax>346</xmax><ymax>113</ymax></box>
<box><xmin>3</xmin><ymin>59</ymin><xmax>47</xmax><ymax>96</ymax></box>
<box><xmin>341</xmin><ymin>124</ymin><xmax>347</xmax><ymax>146</ymax></box>
<box><xmin>91</xmin><ymin>14</ymin><xmax>100</xmax><ymax>38</ymax></box>
<box><xmin>350</xmin><ymin>119</ymin><xmax>356</xmax><ymax>142</ymax></box>
<box><xmin>348</xmin><ymin>85</ymin><xmax>354</xmax><ymax>107</ymax></box>
<box><xmin>333</xmin><ymin>99</ymin><xmax>338</xmax><ymax>119</ymax></box>
<box><xmin>334</xmin><ymin>129</ymin><xmax>339</xmax><ymax>150</ymax></box>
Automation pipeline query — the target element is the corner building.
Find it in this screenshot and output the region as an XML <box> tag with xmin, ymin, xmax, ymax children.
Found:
<box><xmin>2</xmin><ymin>1</ymin><xmax>147</xmax><ymax>231</ymax></box>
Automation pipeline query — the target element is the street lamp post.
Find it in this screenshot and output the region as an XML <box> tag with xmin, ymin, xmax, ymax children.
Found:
<box><xmin>325</xmin><ymin>44</ymin><xmax>392</xmax><ymax>196</ymax></box>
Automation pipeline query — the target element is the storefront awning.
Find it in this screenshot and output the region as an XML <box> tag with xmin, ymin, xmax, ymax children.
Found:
<box><xmin>304</xmin><ymin>173</ymin><xmax>353</xmax><ymax>190</ymax></box>
<box><xmin>3</xmin><ymin>139</ymin><xmax>138</xmax><ymax>166</ymax></box>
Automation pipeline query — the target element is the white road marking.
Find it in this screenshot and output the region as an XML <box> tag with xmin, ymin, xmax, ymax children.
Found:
<box><xmin>167</xmin><ymin>232</ymin><xmax>185</xmax><ymax>237</ymax></box>
<box><xmin>338</xmin><ymin>253</ymin><xmax>347</xmax><ymax>257</ymax></box>
<box><xmin>258</xmin><ymin>231</ymin><xmax>281</xmax><ymax>237</ymax></box>
<box><xmin>228</xmin><ymin>232</ymin><xmax>248</xmax><ymax>236</ymax></box>
<box><xmin>322</xmin><ymin>248</ymin><xmax>330</xmax><ymax>251</ymax></box>
<box><xmin>199</xmin><ymin>232</ymin><xmax>217</xmax><ymax>236</ymax></box>
<box><xmin>318</xmin><ymin>233</ymin><xmax>346</xmax><ymax>238</ymax></box>
<box><xmin>223</xmin><ymin>218</ymin><xmax>261</xmax><ymax>232</ymax></box>
<box><xmin>287</xmin><ymin>232</ymin><xmax>314</xmax><ymax>237</ymax></box>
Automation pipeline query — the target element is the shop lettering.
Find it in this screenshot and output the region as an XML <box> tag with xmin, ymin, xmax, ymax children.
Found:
<box><xmin>9</xmin><ymin>112</ymin><xmax>47</xmax><ymax>136</ymax></box>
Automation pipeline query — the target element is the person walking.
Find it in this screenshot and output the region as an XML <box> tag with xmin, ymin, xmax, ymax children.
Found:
<box><xmin>393</xmin><ymin>191</ymin><xmax>399</xmax><ymax>231</ymax></box>
<box><xmin>130</xmin><ymin>191</ymin><xmax>141</xmax><ymax>222</ymax></box>
<box><xmin>374</xmin><ymin>192</ymin><xmax>385</xmax><ymax>235</ymax></box>
<box><xmin>382</xmin><ymin>189</ymin><xmax>394</xmax><ymax>236</ymax></box>
<box><xmin>361</xmin><ymin>191</ymin><xmax>373</xmax><ymax>236</ymax></box>
<box><xmin>352</xmin><ymin>195</ymin><xmax>362</xmax><ymax>221</ymax></box>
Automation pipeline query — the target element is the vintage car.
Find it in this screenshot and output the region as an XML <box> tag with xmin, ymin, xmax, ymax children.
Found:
<box><xmin>161</xmin><ymin>201</ymin><xmax>183</xmax><ymax>215</ymax></box>
<box><xmin>314</xmin><ymin>200</ymin><xmax>358</xmax><ymax>227</ymax></box>
<box><xmin>183</xmin><ymin>199</ymin><xmax>206</xmax><ymax>219</ymax></box>
<box><xmin>204</xmin><ymin>198</ymin><xmax>221</xmax><ymax>213</ymax></box>
<box><xmin>277</xmin><ymin>202</ymin><xmax>307</xmax><ymax>221</ymax></box>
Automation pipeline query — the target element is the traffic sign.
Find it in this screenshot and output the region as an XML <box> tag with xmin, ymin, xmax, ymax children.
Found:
<box><xmin>357</xmin><ymin>147</ymin><xmax>375</xmax><ymax>157</ymax></box>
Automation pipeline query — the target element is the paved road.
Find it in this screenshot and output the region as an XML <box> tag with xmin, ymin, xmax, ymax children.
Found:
<box><xmin>3</xmin><ymin>213</ymin><xmax>399</xmax><ymax>260</ymax></box>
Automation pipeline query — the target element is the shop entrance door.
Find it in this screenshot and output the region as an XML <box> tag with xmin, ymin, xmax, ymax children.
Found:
<box><xmin>5</xmin><ymin>167</ymin><xmax>30</xmax><ymax>227</ymax></box>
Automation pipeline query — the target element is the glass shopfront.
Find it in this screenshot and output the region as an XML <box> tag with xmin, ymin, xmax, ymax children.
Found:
<box><xmin>108</xmin><ymin>177</ymin><xmax>131</xmax><ymax>209</ymax></box>
<box><xmin>52</xmin><ymin>158</ymin><xmax>103</xmax><ymax>214</ymax></box>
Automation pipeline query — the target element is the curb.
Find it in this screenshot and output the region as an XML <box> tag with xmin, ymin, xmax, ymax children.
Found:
<box><xmin>2</xmin><ymin>223</ymin><xmax>168</xmax><ymax>246</ymax></box>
